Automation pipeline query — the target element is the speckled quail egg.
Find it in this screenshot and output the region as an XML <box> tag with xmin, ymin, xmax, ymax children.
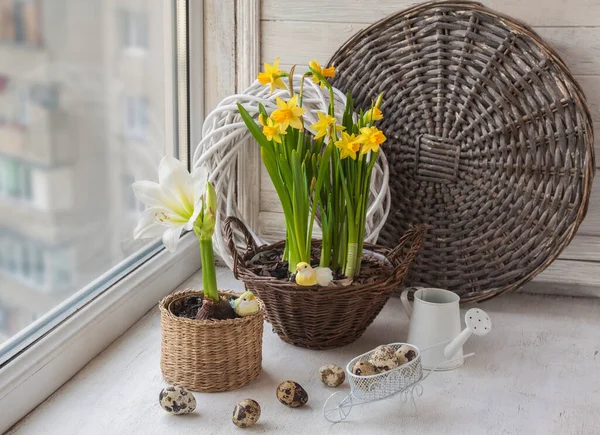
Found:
<box><xmin>351</xmin><ymin>360</ymin><xmax>378</xmax><ymax>376</ymax></box>
<box><xmin>232</xmin><ymin>399</ymin><xmax>261</xmax><ymax>428</ymax></box>
<box><xmin>395</xmin><ymin>344</ymin><xmax>418</xmax><ymax>365</ymax></box>
<box><xmin>369</xmin><ymin>345</ymin><xmax>399</xmax><ymax>371</ymax></box>
<box><xmin>318</xmin><ymin>364</ymin><xmax>346</xmax><ymax>387</ymax></box>
<box><xmin>159</xmin><ymin>386</ymin><xmax>196</xmax><ymax>414</ymax></box>
<box><xmin>276</xmin><ymin>380</ymin><xmax>309</xmax><ymax>407</ymax></box>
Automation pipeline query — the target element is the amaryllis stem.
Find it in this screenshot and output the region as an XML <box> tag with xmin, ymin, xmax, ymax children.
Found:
<box><xmin>199</xmin><ymin>238</ymin><xmax>219</xmax><ymax>302</ymax></box>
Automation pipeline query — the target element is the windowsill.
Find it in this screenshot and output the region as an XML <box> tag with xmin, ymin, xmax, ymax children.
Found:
<box><xmin>8</xmin><ymin>268</ymin><xmax>600</xmax><ymax>434</ymax></box>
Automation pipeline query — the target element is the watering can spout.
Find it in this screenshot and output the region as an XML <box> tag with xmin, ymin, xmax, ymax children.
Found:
<box><xmin>444</xmin><ymin>308</ymin><xmax>492</xmax><ymax>360</ymax></box>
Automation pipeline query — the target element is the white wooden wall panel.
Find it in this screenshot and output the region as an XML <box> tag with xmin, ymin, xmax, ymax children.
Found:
<box><xmin>262</xmin><ymin>0</ymin><xmax>600</xmax><ymax>27</ymax></box>
<box><xmin>255</xmin><ymin>0</ymin><xmax>600</xmax><ymax>295</ymax></box>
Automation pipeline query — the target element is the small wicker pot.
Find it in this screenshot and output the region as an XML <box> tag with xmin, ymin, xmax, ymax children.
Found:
<box><xmin>224</xmin><ymin>217</ymin><xmax>424</xmax><ymax>350</ymax></box>
<box><xmin>159</xmin><ymin>289</ymin><xmax>265</xmax><ymax>392</ymax></box>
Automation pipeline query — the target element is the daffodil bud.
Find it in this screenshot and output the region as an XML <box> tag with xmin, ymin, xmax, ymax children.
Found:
<box><xmin>374</xmin><ymin>92</ymin><xmax>384</xmax><ymax>109</ymax></box>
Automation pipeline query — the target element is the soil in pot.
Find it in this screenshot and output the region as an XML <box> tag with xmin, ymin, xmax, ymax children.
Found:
<box><xmin>170</xmin><ymin>294</ymin><xmax>237</xmax><ymax>320</ymax></box>
<box><xmin>196</xmin><ymin>297</ymin><xmax>236</xmax><ymax>320</ymax></box>
<box><xmin>246</xmin><ymin>245</ymin><xmax>393</xmax><ymax>285</ymax></box>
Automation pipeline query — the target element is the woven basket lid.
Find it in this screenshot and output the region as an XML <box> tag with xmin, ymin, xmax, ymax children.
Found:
<box><xmin>328</xmin><ymin>0</ymin><xmax>595</xmax><ymax>302</ymax></box>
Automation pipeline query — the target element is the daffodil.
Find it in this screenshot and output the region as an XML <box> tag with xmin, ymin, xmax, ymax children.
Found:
<box><xmin>310</xmin><ymin>111</ymin><xmax>345</xmax><ymax>140</ymax></box>
<box><xmin>358</xmin><ymin>126</ymin><xmax>386</xmax><ymax>154</ymax></box>
<box><xmin>335</xmin><ymin>132</ymin><xmax>361</xmax><ymax>160</ymax></box>
<box><xmin>259</xmin><ymin>114</ymin><xmax>284</xmax><ymax>143</ymax></box>
<box><xmin>257</xmin><ymin>58</ymin><xmax>287</xmax><ymax>94</ymax></box>
<box><xmin>271</xmin><ymin>95</ymin><xmax>306</xmax><ymax>131</ymax></box>
<box><xmin>362</xmin><ymin>107</ymin><xmax>383</xmax><ymax>124</ymax></box>
<box><xmin>309</xmin><ymin>59</ymin><xmax>336</xmax><ymax>88</ymax></box>
<box><xmin>132</xmin><ymin>156</ymin><xmax>207</xmax><ymax>252</ymax></box>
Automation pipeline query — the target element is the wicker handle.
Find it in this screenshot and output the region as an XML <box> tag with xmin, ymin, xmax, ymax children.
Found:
<box><xmin>386</xmin><ymin>224</ymin><xmax>426</xmax><ymax>280</ymax></box>
<box><xmin>388</xmin><ymin>224</ymin><xmax>425</xmax><ymax>259</ymax></box>
<box><xmin>224</xmin><ymin>216</ymin><xmax>261</xmax><ymax>279</ymax></box>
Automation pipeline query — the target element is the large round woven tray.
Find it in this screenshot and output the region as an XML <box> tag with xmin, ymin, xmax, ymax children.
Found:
<box><xmin>328</xmin><ymin>0</ymin><xmax>595</xmax><ymax>303</ymax></box>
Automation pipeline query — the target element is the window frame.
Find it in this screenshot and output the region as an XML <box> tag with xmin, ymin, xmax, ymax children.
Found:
<box><xmin>0</xmin><ymin>1</ymin><xmax>200</xmax><ymax>432</ymax></box>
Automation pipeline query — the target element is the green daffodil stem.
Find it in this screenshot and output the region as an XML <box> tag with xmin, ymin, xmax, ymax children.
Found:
<box><xmin>345</xmin><ymin>242</ymin><xmax>359</xmax><ymax>278</ymax></box>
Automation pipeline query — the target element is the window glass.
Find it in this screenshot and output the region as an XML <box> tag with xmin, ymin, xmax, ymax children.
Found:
<box><xmin>0</xmin><ymin>0</ymin><xmax>175</xmax><ymax>359</ymax></box>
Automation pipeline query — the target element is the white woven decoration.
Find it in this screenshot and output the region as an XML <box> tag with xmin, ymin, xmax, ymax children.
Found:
<box><xmin>192</xmin><ymin>75</ymin><xmax>390</xmax><ymax>268</ymax></box>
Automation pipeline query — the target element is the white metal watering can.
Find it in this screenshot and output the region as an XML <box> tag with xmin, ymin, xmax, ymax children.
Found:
<box><xmin>401</xmin><ymin>287</ymin><xmax>491</xmax><ymax>370</ymax></box>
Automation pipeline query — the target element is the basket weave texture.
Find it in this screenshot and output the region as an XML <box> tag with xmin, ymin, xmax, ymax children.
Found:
<box><xmin>328</xmin><ymin>0</ymin><xmax>595</xmax><ymax>303</ymax></box>
<box><xmin>224</xmin><ymin>217</ymin><xmax>424</xmax><ymax>350</ymax></box>
<box><xmin>159</xmin><ymin>290</ymin><xmax>264</xmax><ymax>392</ymax></box>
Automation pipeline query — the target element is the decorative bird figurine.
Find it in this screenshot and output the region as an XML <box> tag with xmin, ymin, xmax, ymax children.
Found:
<box><xmin>295</xmin><ymin>262</ymin><xmax>334</xmax><ymax>287</ymax></box>
<box><xmin>231</xmin><ymin>291</ymin><xmax>259</xmax><ymax>317</ymax></box>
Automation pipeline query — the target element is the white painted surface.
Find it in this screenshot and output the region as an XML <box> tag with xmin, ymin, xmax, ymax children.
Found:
<box><xmin>9</xmin><ymin>268</ymin><xmax>600</xmax><ymax>435</ymax></box>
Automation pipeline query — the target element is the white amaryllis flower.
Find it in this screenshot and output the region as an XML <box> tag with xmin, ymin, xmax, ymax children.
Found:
<box><xmin>132</xmin><ymin>155</ymin><xmax>208</xmax><ymax>252</ymax></box>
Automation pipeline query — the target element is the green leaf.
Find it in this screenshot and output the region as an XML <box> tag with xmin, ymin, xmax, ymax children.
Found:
<box><xmin>237</xmin><ymin>103</ymin><xmax>271</xmax><ymax>149</ymax></box>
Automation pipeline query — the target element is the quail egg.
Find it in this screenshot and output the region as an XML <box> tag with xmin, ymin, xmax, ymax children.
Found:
<box><xmin>159</xmin><ymin>385</ymin><xmax>196</xmax><ymax>415</ymax></box>
<box><xmin>318</xmin><ymin>364</ymin><xmax>346</xmax><ymax>387</ymax></box>
<box><xmin>351</xmin><ymin>360</ymin><xmax>378</xmax><ymax>376</ymax></box>
<box><xmin>276</xmin><ymin>380</ymin><xmax>308</xmax><ymax>407</ymax></box>
<box><xmin>369</xmin><ymin>345</ymin><xmax>399</xmax><ymax>371</ymax></box>
<box><xmin>232</xmin><ymin>399</ymin><xmax>261</xmax><ymax>428</ymax></box>
<box><xmin>395</xmin><ymin>344</ymin><xmax>418</xmax><ymax>365</ymax></box>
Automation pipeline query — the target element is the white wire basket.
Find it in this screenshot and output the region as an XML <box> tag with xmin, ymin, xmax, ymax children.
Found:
<box><xmin>346</xmin><ymin>343</ymin><xmax>423</xmax><ymax>402</ymax></box>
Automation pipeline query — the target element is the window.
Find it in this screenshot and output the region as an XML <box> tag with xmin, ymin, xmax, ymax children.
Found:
<box><xmin>0</xmin><ymin>156</ymin><xmax>32</xmax><ymax>201</ymax></box>
<box><xmin>0</xmin><ymin>0</ymin><xmax>185</xmax><ymax>366</ymax></box>
<box><xmin>0</xmin><ymin>0</ymin><xmax>42</xmax><ymax>46</ymax></box>
<box><xmin>0</xmin><ymin>232</ymin><xmax>58</xmax><ymax>290</ymax></box>
<box><xmin>0</xmin><ymin>1</ymin><xmax>197</xmax><ymax>431</ymax></box>
<box><xmin>0</xmin><ymin>0</ymin><xmax>176</xmax><ymax>356</ymax></box>
<box><xmin>122</xmin><ymin>173</ymin><xmax>145</xmax><ymax>215</ymax></box>
<box><xmin>119</xmin><ymin>9</ymin><xmax>148</xmax><ymax>52</ymax></box>
<box><xmin>124</xmin><ymin>95</ymin><xmax>149</xmax><ymax>140</ymax></box>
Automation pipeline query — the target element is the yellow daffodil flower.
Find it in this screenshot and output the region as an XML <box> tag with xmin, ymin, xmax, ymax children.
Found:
<box><xmin>257</xmin><ymin>58</ymin><xmax>287</xmax><ymax>94</ymax></box>
<box><xmin>362</xmin><ymin>107</ymin><xmax>383</xmax><ymax>124</ymax></box>
<box><xmin>310</xmin><ymin>111</ymin><xmax>345</xmax><ymax>140</ymax></box>
<box><xmin>259</xmin><ymin>114</ymin><xmax>284</xmax><ymax>143</ymax></box>
<box><xmin>334</xmin><ymin>132</ymin><xmax>361</xmax><ymax>160</ymax></box>
<box><xmin>309</xmin><ymin>59</ymin><xmax>336</xmax><ymax>88</ymax></box>
<box><xmin>358</xmin><ymin>126</ymin><xmax>386</xmax><ymax>154</ymax></box>
<box><xmin>271</xmin><ymin>95</ymin><xmax>306</xmax><ymax>131</ymax></box>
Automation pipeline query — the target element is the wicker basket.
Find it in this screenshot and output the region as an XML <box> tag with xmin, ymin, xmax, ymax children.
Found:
<box><xmin>328</xmin><ymin>0</ymin><xmax>595</xmax><ymax>303</ymax></box>
<box><xmin>224</xmin><ymin>217</ymin><xmax>424</xmax><ymax>350</ymax></box>
<box><xmin>159</xmin><ymin>289</ymin><xmax>264</xmax><ymax>392</ymax></box>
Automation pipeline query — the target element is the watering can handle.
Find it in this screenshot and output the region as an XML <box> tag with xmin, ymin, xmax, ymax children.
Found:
<box><xmin>400</xmin><ymin>287</ymin><xmax>420</xmax><ymax>318</ymax></box>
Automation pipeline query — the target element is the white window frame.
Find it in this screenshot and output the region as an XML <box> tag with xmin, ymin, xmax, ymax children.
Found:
<box><xmin>0</xmin><ymin>1</ymin><xmax>203</xmax><ymax>432</ymax></box>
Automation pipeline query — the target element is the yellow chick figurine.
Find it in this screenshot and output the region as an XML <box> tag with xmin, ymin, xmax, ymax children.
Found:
<box><xmin>231</xmin><ymin>291</ymin><xmax>259</xmax><ymax>317</ymax></box>
<box><xmin>295</xmin><ymin>262</ymin><xmax>334</xmax><ymax>287</ymax></box>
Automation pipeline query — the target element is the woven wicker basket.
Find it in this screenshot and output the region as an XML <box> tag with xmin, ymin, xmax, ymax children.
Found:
<box><xmin>159</xmin><ymin>290</ymin><xmax>264</xmax><ymax>392</ymax></box>
<box><xmin>328</xmin><ymin>0</ymin><xmax>595</xmax><ymax>302</ymax></box>
<box><xmin>224</xmin><ymin>217</ymin><xmax>424</xmax><ymax>350</ymax></box>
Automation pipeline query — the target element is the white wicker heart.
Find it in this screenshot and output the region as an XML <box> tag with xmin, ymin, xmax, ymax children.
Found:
<box><xmin>192</xmin><ymin>75</ymin><xmax>390</xmax><ymax>268</ymax></box>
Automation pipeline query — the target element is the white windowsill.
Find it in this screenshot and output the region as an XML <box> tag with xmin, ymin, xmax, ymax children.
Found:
<box><xmin>7</xmin><ymin>269</ymin><xmax>600</xmax><ymax>434</ymax></box>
